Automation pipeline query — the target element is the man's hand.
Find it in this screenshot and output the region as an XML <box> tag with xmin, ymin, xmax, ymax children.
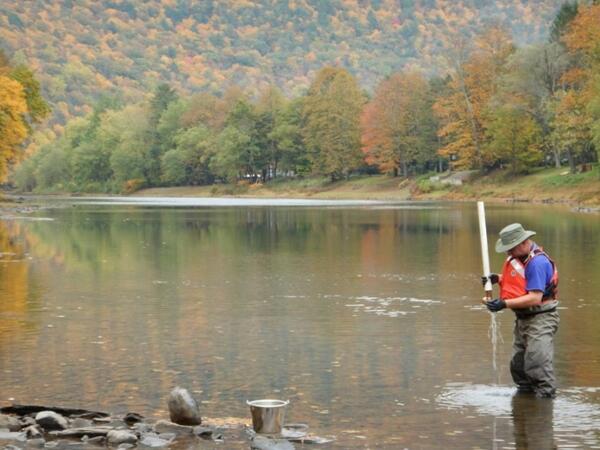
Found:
<box><xmin>486</xmin><ymin>298</ymin><xmax>506</xmax><ymax>312</ymax></box>
<box><xmin>481</xmin><ymin>273</ymin><xmax>499</xmax><ymax>286</ymax></box>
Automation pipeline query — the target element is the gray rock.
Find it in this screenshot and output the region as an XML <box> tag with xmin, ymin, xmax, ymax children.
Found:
<box><xmin>117</xmin><ymin>444</ymin><xmax>135</xmax><ymax>449</ymax></box>
<box><xmin>35</xmin><ymin>411</ymin><xmax>68</xmax><ymax>431</ymax></box>
<box><xmin>82</xmin><ymin>435</ymin><xmax>105</xmax><ymax>445</ymax></box>
<box><xmin>122</xmin><ymin>413</ymin><xmax>144</xmax><ymax>425</ymax></box>
<box><xmin>192</xmin><ymin>425</ymin><xmax>214</xmax><ymax>439</ymax></box>
<box><xmin>132</xmin><ymin>422</ymin><xmax>152</xmax><ymax>434</ymax></box>
<box><xmin>106</xmin><ymin>430</ymin><xmax>138</xmax><ymax>445</ymax></box>
<box><xmin>91</xmin><ymin>417</ymin><xmax>111</xmax><ymax>424</ymax></box>
<box><xmin>167</xmin><ymin>387</ymin><xmax>201</xmax><ymax>426</ymax></box>
<box><xmin>3</xmin><ymin>444</ymin><xmax>21</xmax><ymax>450</ymax></box>
<box><xmin>0</xmin><ymin>414</ymin><xmax>21</xmax><ymax>432</ymax></box>
<box><xmin>281</xmin><ymin>427</ymin><xmax>307</xmax><ymax>439</ymax></box>
<box><xmin>157</xmin><ymin>432</ymin><xmax>175</xmax><ymax>441</ymax></box>
<box><xmin>139</xmin><ymin>433</ymin><xmax>172</xmax><ymax>448</ymax></box>
<box><xmin>23</xmin><ymin>425</ymin><xmax>43</xmax><ymax>439</ymax></box>
<box><xmin>69</xmin><ymin>418</ymin><xmax>93</xmax><ymax>429</ymax></box>
<box><xmin>251</xmin><ymin>435</ymin><xmax>295</xmax><ymax>450</ymax></box>
<box><xmin>53</xmin><ymin>440</ymin><xmax>75</xmax><ymax>448</ymax></box>
<box><xmin>20</xmin><ymin>417</ymin><xmax>36</xmax><ymax>427</ymax></box>
<box><xmin>0</xmin><ymin>431</ymin><xmax>26</xmax><ymax>442</ymax></box>
<box><xmin>49</xmin><ymin>426</ymin><xmax>112</xmax><ymax>438</ymax></box>
<box><xmin>27</xmin><ymin>438</ymin><xmax>46</xmax><ymax>447</ymax></box>
<box><xmin>106</xmin><ymin>419</ymin><xmax>127</xmax><ymax>429</ymax></box>
<box><xmin>287</xmin><ymin>435</ymin><xmax>336</xmax><ymax>444</ymax></box>
<box><xmin>152</xmin><ymin>420</ymin><xmax>193</xmax><ymax>435</ymax></box>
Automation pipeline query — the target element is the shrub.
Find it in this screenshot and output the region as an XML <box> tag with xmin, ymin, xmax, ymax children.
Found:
<box><xmin>123</xmin><ymin>178</ymin><xmax>146</xmax><ymax>194</ymax></box>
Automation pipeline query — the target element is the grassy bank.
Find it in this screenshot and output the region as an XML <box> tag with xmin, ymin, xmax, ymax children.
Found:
<box><xmin>135</xmin><ymin>175</ymin><xmax>413</xmax><ymax>201</ymax></box>
<box><xmin>134</xmin><ymin>166</ymin><xmax>600</xmax><ymax>208</ymax></box>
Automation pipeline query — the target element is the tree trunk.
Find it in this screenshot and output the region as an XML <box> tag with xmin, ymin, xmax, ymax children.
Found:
<box><xmin>393</xmin><ymin>167</ymin><xmax>398</xmax><ymax>177</ymax></box>
<box><xmin>553</xmin><ymin>147</ymin><xmax>561</xmax><ymax>168</ymax></box>
<box><xmin>567</xmin><ymin>149</ymin><xmax>576</xmax><ymax>174</ymax></box>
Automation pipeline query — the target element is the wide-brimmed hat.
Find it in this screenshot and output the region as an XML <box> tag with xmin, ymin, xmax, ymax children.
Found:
<box><xmin>495</xmin><ymin>223</ymin><xmax>536</xmax><ymax>253</ymax></box>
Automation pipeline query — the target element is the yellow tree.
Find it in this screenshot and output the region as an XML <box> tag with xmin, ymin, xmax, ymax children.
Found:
<box><xmin>0</xmin><ymin>75</ymin><xmax>28</xmax><ymax>180</ymax></box>
<box><xmin>0</xmin><ymin>50</ymin><xmax>50</xmax><ymax>182</ymax></box>
<box><xmin>562</xmin><ymin>4</ymin><xmax>600</xmax><ymax>170</ymax></box>
<box><xmin>361</xmin><ymin>71</ymin><xmax>436</xmax><ymax>177</ymax></box>
<box><xmin>434</xmin><ymin>27</ymin><xmax>514</xmax><ymax>169</ymax></box>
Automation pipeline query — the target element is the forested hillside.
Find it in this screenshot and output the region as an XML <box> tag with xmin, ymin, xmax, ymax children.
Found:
<box><xmin>1</xmin><ymin>0</ymin><xmax>563</xmax><ymax>126</ymax></box>
<box><xmin>3</xmin><ymin>1</ymin><xmax>599</xmax><ymax>196</ymax></box>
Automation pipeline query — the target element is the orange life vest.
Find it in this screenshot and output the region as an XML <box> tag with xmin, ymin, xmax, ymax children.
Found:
<box><xmin>499</xmin><ymin>247</ymin><xmax>559</xmax><ymax>301</ymax></box>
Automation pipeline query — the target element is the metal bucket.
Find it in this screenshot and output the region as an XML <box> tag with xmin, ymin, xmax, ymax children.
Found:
<box><xmin>247</xmin><ymin>399</ymin><xmax>289</xmax><ymax>435</ymax></box>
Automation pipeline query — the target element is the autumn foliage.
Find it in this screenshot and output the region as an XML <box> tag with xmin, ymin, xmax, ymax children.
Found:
<box><xmin>5</xmin><ymin>3</ymin><xmax>600</xmax><ymax>191</ymax></box>
<box><xmin>362</xmin><ymin>72</ymin><xmax>436</xmax><ymax>176</ymax></box>
<box><xmin>0</xmin><ymin>52</ymin><xmax>49</xmax><ymax>182</ymax></box>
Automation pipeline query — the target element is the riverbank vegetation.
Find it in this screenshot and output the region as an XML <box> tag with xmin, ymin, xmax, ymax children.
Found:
<box><xmin>2</xmin><ymin>3</ymin><xmax>600</xmax><ymax>200</ymax></box>
<box><xmin>132</xmin><ymin>167</ymin><xmax>600</xmax><ymax>207</ymax></box>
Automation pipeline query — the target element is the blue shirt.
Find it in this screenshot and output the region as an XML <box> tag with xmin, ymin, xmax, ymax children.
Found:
<box><xmin>524</xmin><ymin>244</ymin><xmax>554</xmax><ymax>293</ymax></box>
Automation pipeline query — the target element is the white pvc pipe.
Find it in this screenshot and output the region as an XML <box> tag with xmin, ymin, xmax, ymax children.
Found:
<box><xmin>477</xmin><ymin>201</ymin><xmax>493</xmax><ymax>297</ymax></box>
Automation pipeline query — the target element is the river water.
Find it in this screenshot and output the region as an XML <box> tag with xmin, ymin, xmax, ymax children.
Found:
<box><xmin>1</xmin><ymin>197</ymin><xmax>599</xmax><ymax>448</ymax></box>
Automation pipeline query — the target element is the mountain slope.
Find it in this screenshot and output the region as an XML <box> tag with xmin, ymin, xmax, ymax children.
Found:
<box><xmin>0</xmin><ymin>0</ymin><xmax>563</xmax><ymax>125</ymax></box>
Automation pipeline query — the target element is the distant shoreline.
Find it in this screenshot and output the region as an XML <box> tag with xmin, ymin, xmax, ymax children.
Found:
<box><xmin>3</xmin><ymin>168</ymin><xmax>600</xmax><ymax>213</ymax></box>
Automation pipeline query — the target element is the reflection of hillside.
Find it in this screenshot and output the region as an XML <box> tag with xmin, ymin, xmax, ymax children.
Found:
<box><xmin>0</xmin><ymin>221</ymin><xmax>39</xmax><ymax>349</ymax></box>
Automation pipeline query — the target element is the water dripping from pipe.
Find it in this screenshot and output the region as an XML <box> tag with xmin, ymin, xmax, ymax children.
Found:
<box><xmin>488</xmin><ymin>312</ymin><xmax>503</xmax><ymax>384</ymax></box>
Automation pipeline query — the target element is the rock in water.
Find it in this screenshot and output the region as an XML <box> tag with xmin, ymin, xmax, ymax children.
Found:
<box><xmin>0</xmin><ymin>431</ymin><xmax>26</xmax><ymax>442</ymax></box>
<box><xmin>0</xmin><ymin>414</ymin><xmax>21</xmax><ymax>432</ymax></box>
<box><xmin>153</xmin><ymin>419</ymin><xmax>194</xmax><ymax>435</ymax></box>
<box><xmin>123</xmin><ymin>412</ymin><xmax>144</xmax><ymax>425</ymax></box>
<box><xmin>35</xmin><ymin>411</ymin><xmax>68</xmax><ymax>431</ymax></box>
<box><xmin>139</xmin><ymin>433</ymin><xmax>172</xmax><ymax>448</ymax></box>
<box><xmin>23</xmin><ymin>425</ymin><xmax>43</xmax><ymax>439</ymax></box>
<box><xmin>251</xmin><ymin>435</ymin><xmax>295</xmax><ymax>450</ymax></box>
<box><xmin>106</xmin><ymin>430</ymin><xmax>138</xmax><ymax>445</ymax></box>
<box><xmin>167</xmin><ymin>387</ymin><xmax>201</xmax><ymax>426</ymax></box>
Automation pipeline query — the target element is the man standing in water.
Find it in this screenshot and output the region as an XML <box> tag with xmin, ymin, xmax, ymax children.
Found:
<box><xmin>482</xmin><ymin>223</ymin><xmax>559</xmax><ymax>398</ymax></box>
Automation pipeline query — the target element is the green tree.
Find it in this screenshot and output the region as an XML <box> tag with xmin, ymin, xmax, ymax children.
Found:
<box><xmin>157</xmin><ymin>98</ymin><xmax>187</xmax><ymax>153</ymax></box>
<box><xmin>36</xmin><ymin>146</ymin><xmax>70</xmax><ymax>189</ymax></box>
<box><xmin>550</xmin><ymin>2</ymin><xmax>578</xmax><ymax>43</ymax></box>
<box><xmin>104</xmin><ymin>104</ymin><xmax>152</xmax><ymax>188</ymax></box>
<box><xmin>145</xmin><ymin>84</ymin><xmax>178</xmax><ymax>184</ymax></box>
<box><xmin>486</xmin><ymin>104</ymin><xmax>543</xmax><ymax>174</ymax></box>
<box><xmin>211</xmin><ymin>100</ymin><xmax>262</xmax><ymax>182</ymax></box>
<box><xmin>70</xmin><ymin>99</ymin><xmax>121</xmax><ymax>188</ymax></box>
<box><xmin>9</xmin><ymin>65</ymin><xmax>51</xmax><ymax>126</ymax></box>
<box><xmin>255</xmin><ymin>86</ymin><xmax>286</xmax><ymax>180</ymax></box>
<box><xmin>161</xmin><ymin>125</ymin><xmax>214</xmax><ymax>185</ymax></box>
<box><xmin>269</xmin><ymin>98</ymin><xmax>309</xmax><ymax>176</ymax></box>
<box><xmin>303</xmin><ymin>67</ymin><xmax>365</xmax><ymax>180</ymax></box>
